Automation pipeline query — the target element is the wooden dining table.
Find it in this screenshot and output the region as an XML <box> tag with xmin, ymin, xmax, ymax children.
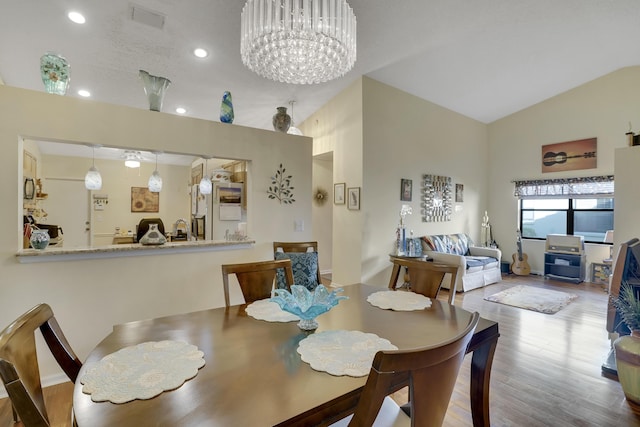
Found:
<box><xmin>73</xmin><ymin>283</ymin><xmax>499</xmax><ymax>427</ymax></box>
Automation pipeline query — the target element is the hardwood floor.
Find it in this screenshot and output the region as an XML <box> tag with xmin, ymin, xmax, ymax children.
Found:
<box><xmin>1</xmin><ymin>274</ymin><xmax>638</xmax><ymax>426</ymax></box>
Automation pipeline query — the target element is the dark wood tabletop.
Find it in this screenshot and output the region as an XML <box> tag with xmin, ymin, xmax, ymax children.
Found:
<box><xmin>73</xmin><ymin>283</ymin><xmax>498</xmax><ymax>427</ymax></box>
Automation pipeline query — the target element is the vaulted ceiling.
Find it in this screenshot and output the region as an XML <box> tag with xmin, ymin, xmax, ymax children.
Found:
<box><xmin>2</xmin><ymin>0</ymin><xmax>639</xmax><ymax>133</ymax></box>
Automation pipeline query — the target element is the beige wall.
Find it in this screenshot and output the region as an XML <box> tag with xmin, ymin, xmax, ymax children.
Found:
<box><xmin>0</xmin><ymin>85</ymin><xmax>313</xmax><ymax>383</ymax></box>
<box><xmin>487</xmin><ymin>67</ymin><xmax>640</xmax><ymax>273</ymax></box>
<box><xmin>301</xmin><ymin>77</ymin><xmax>490</xmax><ymax>287</ymax></box>
<box><xmin>301</xmin><ymin>78</ymin><xmax>364</xmax><ymax>286</ymax></box>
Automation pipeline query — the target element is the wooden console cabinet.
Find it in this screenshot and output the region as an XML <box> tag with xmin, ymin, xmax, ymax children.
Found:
<box><xmin>544</xmin><ymin>252</ymin><xmax>586</xmax><ymax>283</ymax></box>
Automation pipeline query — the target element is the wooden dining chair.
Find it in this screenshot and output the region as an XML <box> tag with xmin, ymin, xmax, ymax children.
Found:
<box><xmin>221</xmin><ymin>259</ymin><xmax>294</xmax><ymax>307</ymax></box>
<box><xmin>0</xmin><ymin>303</ymin><xmax>83</xmax><ymax>427</ymax></box>
<box><xmin>330</xmin><ymin>312</ymin><xmax>479</xmax><ymax>427</ymax></box>
<box><xmin>388</xmin><ymin>256</ymin><xmax>460</xmax><ymax>305</ymax></box>
<box><xmin>273</xmin><ymin>241</ymin><xmax>323</xmax><ymax>287</ymax></box>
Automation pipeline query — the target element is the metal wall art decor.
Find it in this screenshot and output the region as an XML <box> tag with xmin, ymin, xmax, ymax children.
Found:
<box><xmin>267</xmin><ymin>163</ymin><xmax>295</xmax><ymax>204</ymax></box>
<box><xmin>421</xmin><ymin>174</ymin><xmax>452</xmax><ymax>222</ymax></box>
<box><xmin>314</xmin><ymin>187</ymin><xmax>328</xmax><ymax>206</ymax></box>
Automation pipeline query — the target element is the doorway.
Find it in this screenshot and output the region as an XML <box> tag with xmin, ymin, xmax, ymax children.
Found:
<box><xmin>312</xmin><ymin>153</ymin><xmax>333</xmax><ymax>275</ymax></box>
<box><xmin>42</xmin><ymin>178</ymin><xmax>90</xmax><ymax>248</ymax></box>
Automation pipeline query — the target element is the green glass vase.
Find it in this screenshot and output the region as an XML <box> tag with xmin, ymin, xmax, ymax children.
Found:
<box><xmin>220</xmin><ymin>91</ymin><xmax>234</xmax><ymax>124</ymax></box>
<box><xmin>40</xmin><ymin>53</ymin><xmax>70</xmax><ymax>95</ymax></box>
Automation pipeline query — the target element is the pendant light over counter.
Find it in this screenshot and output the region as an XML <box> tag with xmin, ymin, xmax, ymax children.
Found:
<box><xmin>199</xmin><ymin>158</ymin><xmax>212</xmax><ymax>195</ymax></box>
<box><xmin>148</xmin><ymin>151</ymin><xmax>163</xmax><ymax>192</ymax></box>
<box><xmin>84</xmin><ymin>145</ymin><xmax>102</xmax><ymax>190</ymax></box>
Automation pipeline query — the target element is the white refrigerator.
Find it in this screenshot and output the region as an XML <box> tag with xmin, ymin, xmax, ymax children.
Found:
<box><xmin>192</xmin><ymin>183</ymin><xmax>245</xmax><ymax>241</ymax></box>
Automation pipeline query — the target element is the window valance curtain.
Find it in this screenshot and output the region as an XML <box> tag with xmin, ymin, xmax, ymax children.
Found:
<box><xmin>513</xmin><ymin>175</ymin><xmax>614</xmax><ymax>199</ymax></box>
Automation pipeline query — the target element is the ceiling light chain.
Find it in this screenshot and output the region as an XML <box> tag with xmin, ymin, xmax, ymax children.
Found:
<box><xmin>287</xmin><ymin>100</ymin><xmax>303</xmax><ymax>135</ymax></box>
<box><xmin>241</xmin><ymin>0</ymin><xmax>357</xmax><ymax>84</ymax></box>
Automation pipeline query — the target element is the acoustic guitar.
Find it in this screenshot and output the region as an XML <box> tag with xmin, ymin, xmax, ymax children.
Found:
<box><xmin>542</xmin><ymin>151</ymin><xmax>596</xmax><ymax>167</ymax></box>
<box><xmin>511</xmin><ymin>231</ymin><xmax>531</xmax><ymax>276</ymax></box>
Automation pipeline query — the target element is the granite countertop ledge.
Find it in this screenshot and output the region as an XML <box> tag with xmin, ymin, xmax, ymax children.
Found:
<box><xmin>16</xmin><ymin>239</ymin><xmax>255</xmax><ymax>263</ymax></box>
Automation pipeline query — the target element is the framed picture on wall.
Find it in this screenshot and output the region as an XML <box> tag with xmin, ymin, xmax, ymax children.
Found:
<box><xmin>455</xmin><ymin>184</ymin><xmax>464</xmax><ymax>202</ymax></box>
<box><xmin>541</xmin><ymin>137</ymin><xmax>597</xmax><ymax>173</ymax></box>
<box><xmin>131</xmin><ymin>187</ymin><xmax>159</xmax><ymax>212</ymax></box>
<box><xmin>334</xmin><ymin>183</ymin><xmax>345</xmax><ymax>204</ymax></box>
<box><xmin>347</xmin><ymin>187</ymin><xmax>360</xmax><ymax>210</ymax></box>
<box><xmin>400</xmin><ymin>179</ymin><xmax>412</xmax><ymax>201</ymax></box>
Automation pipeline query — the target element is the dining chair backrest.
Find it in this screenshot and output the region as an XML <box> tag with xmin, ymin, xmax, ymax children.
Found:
<box><xmin>273</xmin><ymin>241</ymin><xmax>322</xmax><ymax>286</ymax></box>
<box><xmin>221</xmin><ymin>259</ymin><xmax>294</xmax><ymax>307</ymax></box>
<box><xmin>389</xmin><ymin>258</ymin><xmax>459</xmax><ymax>305</ymax></box>
<box><xmin>347</xmin><ymin>312</ymin><xmax>479</xmax><ymax>427</ymax></box>
<box><xmin>0</xmin><ymin>303</ymin><xmax>83</xmax><ymax>427</ymax></box>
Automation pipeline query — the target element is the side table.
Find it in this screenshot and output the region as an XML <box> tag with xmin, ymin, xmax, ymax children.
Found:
<box><xmin>590</xmin><ymin>261</ymin><xmax>612</xmax><ymax>286</ymax></box>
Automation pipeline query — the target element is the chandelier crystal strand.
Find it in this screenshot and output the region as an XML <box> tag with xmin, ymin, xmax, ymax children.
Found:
<box><xmin>241</xmin><ymin>0</ymin><xmax>356</xmax><ymax>84</ymax></box>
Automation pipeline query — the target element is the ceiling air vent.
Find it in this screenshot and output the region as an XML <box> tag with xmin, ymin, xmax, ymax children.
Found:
<box><xmin>130</xmin><ymin>4</ymin><xmax>165</xmax><ymax>30</ymax></box>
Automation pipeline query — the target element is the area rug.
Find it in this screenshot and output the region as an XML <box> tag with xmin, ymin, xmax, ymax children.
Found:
<box><xmin>484</xmin><ymin>285</ymin><xmax>578</xmax><ymax>314</ymax></box>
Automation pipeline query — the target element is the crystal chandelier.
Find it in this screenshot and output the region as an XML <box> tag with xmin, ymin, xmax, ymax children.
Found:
<box><xmin>240</xmin><ymin>0</ymin><xmax>357</xmax><ymax>85</ymax></box>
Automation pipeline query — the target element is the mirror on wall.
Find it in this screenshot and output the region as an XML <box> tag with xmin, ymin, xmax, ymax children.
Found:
<box><xmin>21</xmin><ymin>138</ymin><xmax>248</xmax><ymax>249</ymax></box>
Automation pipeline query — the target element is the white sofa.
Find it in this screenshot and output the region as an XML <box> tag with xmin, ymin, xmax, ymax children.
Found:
<box><xmin>420</xmin><ymin>233</ymin><xmax>502</xmax><ymax>292</ymax></box>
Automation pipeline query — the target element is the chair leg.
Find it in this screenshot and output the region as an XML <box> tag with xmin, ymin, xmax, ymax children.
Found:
<box><xmin>11</xmin><ymin>403</ymin><xmax>18</xmax><ymax>423</ymax></box>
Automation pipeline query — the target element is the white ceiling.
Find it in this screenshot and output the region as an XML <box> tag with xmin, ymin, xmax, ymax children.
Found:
<box><xmin>2</xmin><ymin>0</ymin><xmax>640</xmax><ymax>137</ymax></box>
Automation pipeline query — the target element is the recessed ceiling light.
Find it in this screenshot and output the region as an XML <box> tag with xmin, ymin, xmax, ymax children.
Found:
<box><xmin>194</xmin><ymin>48</ymin><xmax>208</xmax><ymax>58</ymax></box>
<box><xmin>68</xmin><ymin>11</ymin><xmax>86</xmax><ymax>24</ymax></box>
<box><xmin>176</xmin><ymin>107</ymin><xmax>187</xmax><ymax>114</ymax></box>
<box><xmin>78</xmin><ymin>89</ymin><xmax>91</xmax><ymax>97</ymax></box>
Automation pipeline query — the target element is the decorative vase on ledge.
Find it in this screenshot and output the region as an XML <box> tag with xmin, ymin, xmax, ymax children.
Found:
<box><xmin>272</xmin><ymin>107</ymin><xmax>291</xmax><ymax>133</ymax></box>
<box><xmin>40</xmin><ymin>53</ymin><xmax>70</xmax><ymax>95</ymax></box>
<box><xmin>139</xmin><ymin>70</ymin><xmax>171</xmax><ymax>112</ymax></box>
<box><xmin>30</xmin><ymin>229</ymin><xmax>50</xmax><ymax>250</ymax></box>
<box><xmin>220</xmin><ymin>91</ymin><xmax>234</xmax><ymax>124</ymax></box>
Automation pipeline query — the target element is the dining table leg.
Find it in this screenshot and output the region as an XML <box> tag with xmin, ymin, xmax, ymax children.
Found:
<box><xmin>469</xmin><ymin>335</ymin><xmax>498</xmax><ymax>427</ymax></box>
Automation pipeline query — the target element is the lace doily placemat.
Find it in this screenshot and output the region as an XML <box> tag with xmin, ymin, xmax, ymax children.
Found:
<box><xmin>246</xmin><ymin>299</ymin><xmax>299</xmax><ymax>322</ymax></box>
<box><xmin>80</xmin><ymin>340</ymin><xmax>205</xmax><ymax>404</ymax></box>
<box><xmin>367</xmin><ymin>290</ymin><xmax>432</xmax><ymax>311</ymax></box>
<box><xmin>297</xmin><ymin>330</ymin><xmax>398</xmax><ymax>377</ymax></box>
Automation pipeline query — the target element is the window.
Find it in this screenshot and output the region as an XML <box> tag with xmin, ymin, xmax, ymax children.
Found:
<box><xmin>520</xmin><ymin>198</ymin><xmax>614</xmax><ymax>242</ymax></box>
<box><xmin>515</xmin><ymin>175</ymin><xmax>614</xmax><ymax>244</ymax></box>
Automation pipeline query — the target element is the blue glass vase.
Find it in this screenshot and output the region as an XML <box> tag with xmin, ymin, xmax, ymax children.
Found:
<box><xmin>220</xmin><ymin>91</ymin><xmax>234</xmax><ymax>124</ymax></box>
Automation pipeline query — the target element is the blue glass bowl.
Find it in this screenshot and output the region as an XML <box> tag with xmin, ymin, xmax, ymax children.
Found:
<box><xmin>271</xmin><ymin>285</ymin><xmax>348</xmax><ymax>330</ymax></box>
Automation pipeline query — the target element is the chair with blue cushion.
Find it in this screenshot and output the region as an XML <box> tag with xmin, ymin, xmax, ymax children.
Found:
<box><xmin>273</xmin><ymin>241</ymin><xmax>322</xmax><ymax>290</ymax></box>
